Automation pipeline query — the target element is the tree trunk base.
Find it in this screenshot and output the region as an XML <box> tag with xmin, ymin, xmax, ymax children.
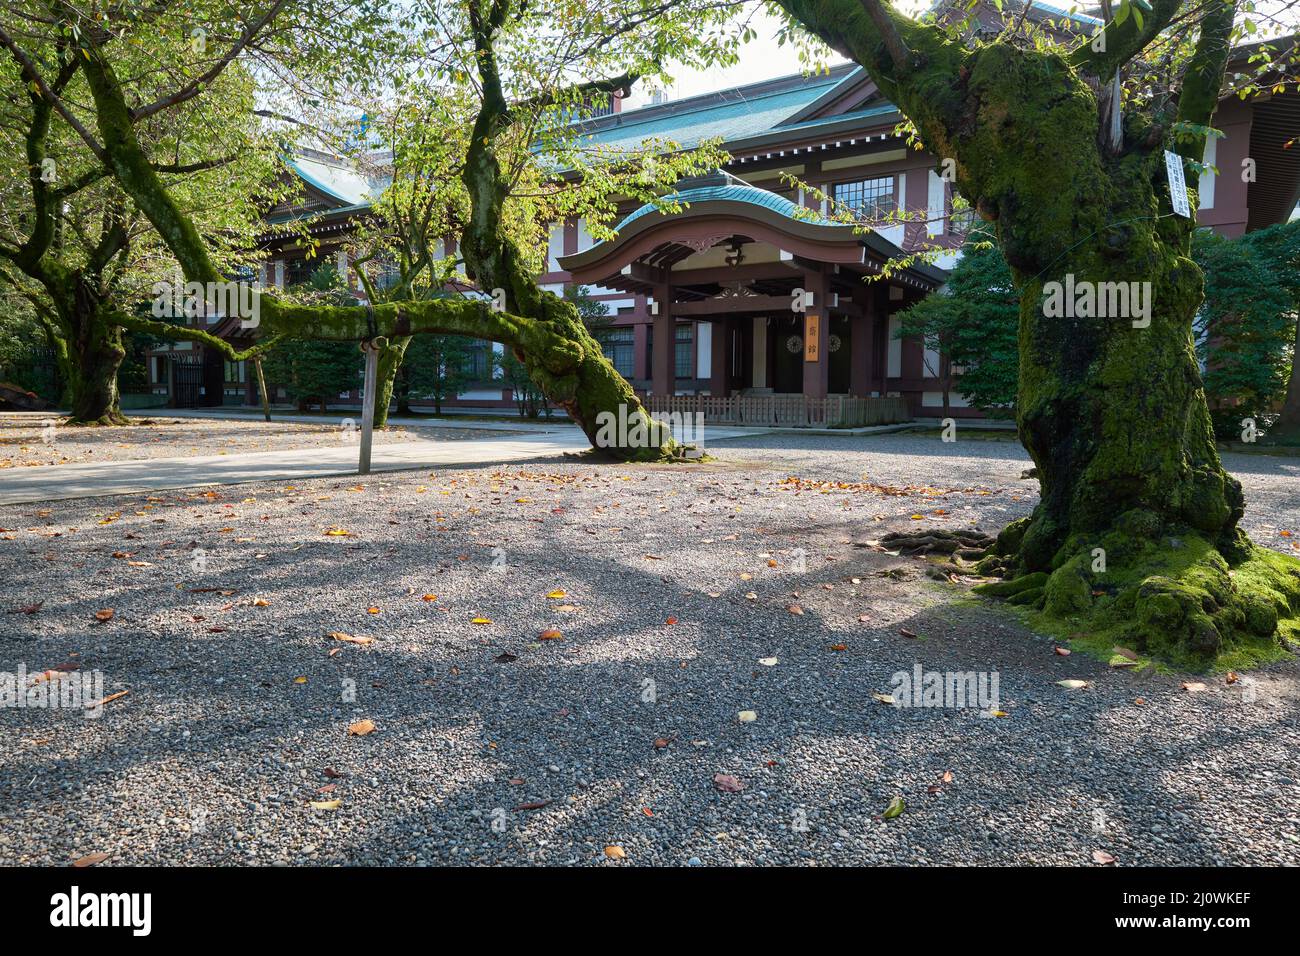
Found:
<box><xmin>973</xmin><ymin>517</ymin><xmax>1300</xmax><ymax>670</ymax></box>
<box><xmin>64</xmin><ymin>410</ymin><xmax>130</xmax><ymax>427</ymax></box>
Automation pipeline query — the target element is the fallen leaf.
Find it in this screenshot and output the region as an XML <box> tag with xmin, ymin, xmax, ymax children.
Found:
<box><xmin>252</xmin><ymin>598</ymin><xmax>270</xmax><ymax>607</ymax></box>
<box><xmin>310</xmin><ymin>799</ymin><xmax>342</xmax><ymax>811</ymax></box>
<box><xmin>472</xmin><ymin>616</ymin><xmax>493</xmax><ymax>625</ymax></box>
<box><xmin>786</xmin><ymin>604</ymin><xmax>804</xmax><ymax>615</ymax></box>
<box><xmin>1057</xmin><ymin>679</ymin><xmax>1089</xmax><ymax>689</ymax></box>
<box><xmin>603</xmin><ymin>846</ymin><xmax>626</xmax><ymax>859</ymax></box>
<box><xmin>324</xmin><ymin>528</ymin><xmax>350</xmax><ymax>537</ymax></box>
<box><xmin>366</xmin><ymin>607</ymin><xmax>380</xmax><ymax>614</ymax></box>
<box><xmin>1225</xmin><ymin>671</ymin><xmax>1240</xmax><ymax>685</ymax></box>
<box><xmin>329</xmin><ymin>632</ymin><xmax>375</xmax><ymax>646</ymax></box>
<box><xmin>347</xmin><ymin>719</ymin><xmax>376</xmax><ymax>736</ymax></box>
<box><xmin>758</xmin><ymin>657</ymin><xmax>778</xmax><ymax>666</ymax></box>
<box><xmin>72</xmin><ymin>852</ymin><xmax>111</xmax><ymax>868</ymax></box>
<box><xmin>538</xmin><ymin>628</ymin><xmax>563</xmax><ymax>641</ymax></box>
<box><xmin>941</xmin><ymin>770</ymin><xmax>954</xmax><ymax>784</ymax></box>
<box><xmin>293</xmin><ymin>676</ymin><xmax>308</xmax><ymax>684</ymax></box>
<box><xmin>1092</xmin><ymin>849</ymin><xmax>1116</xmax><ymax>865</ymax></box>
<box><xmin>899</xmin><ymin>627</ymin><xmax>918</xmax><ymax>639</ymax></box>
<box><xmin>737</xmin><ymin>710</ymin><xmax>757</xmax><ymax>723</ymax></box>
<box><xmin>322</xmin><ymin>767</ymin><xmax>345</xmax><ymax>779</ymax></box>
<box><xmin>422</xmin><ymin>594</ymin><xmax>438</xmax><ymax>602</ymax></box>
<box><xmin>546</xmin><ymin>589</ymin><xmax>567</xmax><ymax>599</ymax></box>
<box><xmin>94</xmin><ymin>609</ymin><xmax>114</xmax><ymax>622</ymax></box>
<box><xmin>665</xmin><ymin>615</ymin><xmax>678</xmax><ymax>625</ymax></box>
<box><xmin>882</xmin><ymin>796</ymin><xmax>905</xmax><ymax>819</ymax></box>
<box><xmin>871</xmin><ymin>692</ymin><xmax>895</xmax><ymax>705</ymax></box>
<box><xmin>494</xmin><ymin>651</ymin><xmax>517</xmax><ymax>663</ymax></box>
<box><xmin>1054</xmin><ymin>647</ymin><xmax>1071</xmax><ymax>656</ymax></box>
<box><xmin>85</xmin><ymin>690</ymin><xmax>128</xmax><ymax>709</ymax></box>
<box><xmin>653</xmin><ymin>738</ymin><xmax>671</xmax><ymax>749</ymax></box>
<box><xmin>1182</xmin><ymin>681</ymin><xmax>1208</xmax><ymax>693</ymax></box>
<box><xmin>828</xmin><ymin>643</ymin><xmax>848</xmax><ymax>652</ymax></box>
<box><xmin>713</xmin><ymin>773</ymin><xmax>745</xmax><ymax>793</ymax></box>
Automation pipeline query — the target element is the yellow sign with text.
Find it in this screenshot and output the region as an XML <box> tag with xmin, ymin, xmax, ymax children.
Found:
<box><xmin>804</xmin><ymin>314</ymin><xmax>820</xmax><ymax>362</ymax></box>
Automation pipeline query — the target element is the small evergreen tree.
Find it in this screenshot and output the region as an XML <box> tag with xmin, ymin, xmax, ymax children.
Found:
<box><xmin>402</xmin><ymin>334</ymin><xmax>476</xmax><ymax>414</ymax></box>
<box><xmin>1192</xmin><ymin>228</ymin><xmax>1294</xmax><ymax>439</ymax></box>
<box><xmin>261</xmin><ymin>264</ymin><xmax>362</xmax><ymax>412</ymax></box>
<box><xmin>893</xmin><ymin>228</ymin><xmax>1019</xmax><ymax>417</ymax></box>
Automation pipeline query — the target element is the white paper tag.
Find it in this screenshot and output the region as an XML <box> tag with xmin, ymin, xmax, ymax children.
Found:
<box><xmin>1164</xmin><ymin>150</ymin><xmax>1192</xmax><ymax>218</ymax></box>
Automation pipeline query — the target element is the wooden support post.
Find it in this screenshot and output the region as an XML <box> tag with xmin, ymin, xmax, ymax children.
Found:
<box><xmin>253</xmin><ymin>355</ymin><xmax>271</xmax><ymax>422</ymax></box>
<box><xmin>358</xmin><ymin>339</ymin><xmax>382</xmax><ymax>475</ymax></box>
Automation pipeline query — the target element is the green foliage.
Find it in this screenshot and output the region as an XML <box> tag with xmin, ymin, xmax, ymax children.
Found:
<box><xmin>1192</xmin><ymin>227</ymin><xmax>1295</xmax><ymax>438</ymax></box>
<box><xmin>893</xmin><ymin>229</ymin><xmax>1019</xmax><ymax>415</ymax></box>
<box><xmin>499</xmin><ymin>347</ymin><xmax>549</xmax><ymax>419</ymax></box>
<box><xmin>567</xmin><ymin>284</ymin><xmax>613</xmax><ymax>340</ymax></box>
<box><xmin>261</xmin><ymin>265</ymin><xmax>362</xmax><ymax>410</ymax></box>
<box><xmin>402</xmin><ymin>334</ymin><xmax>476</xmax><ymax>414</ymax></box>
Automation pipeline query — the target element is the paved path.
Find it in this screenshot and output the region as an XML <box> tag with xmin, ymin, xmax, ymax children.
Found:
<box><xmin>0</xmin><ymin>423</ymin><xmax>761</xmax><ymax>505</ymax></box>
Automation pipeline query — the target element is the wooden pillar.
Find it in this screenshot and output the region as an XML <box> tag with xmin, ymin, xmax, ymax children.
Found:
<box><xmin>633</xmin><ymin>322</ymin><xmax>649</xmax><ymax>383</ymax></box>
<box><xmin>709</xmin><ymin>319</ymin><xmax>728</xmax><ymax>396</ymax></box>
<box><xmin>850</xmin><ymin>281</ymin><xmax>874</xmax><ymax>397</ymax></box>
<box><xmin>801</xmin><ymin>266</ymin><xmax>830</xmax><ymax>400</ymax></box>
<box><xmin>650</xmin><ymin>283</ymin><xmax>674</xmax><ymax>396</ymax></box>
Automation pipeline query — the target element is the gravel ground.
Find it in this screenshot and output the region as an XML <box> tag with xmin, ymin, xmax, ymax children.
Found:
<box><xmin>0</xmin><ymin>415</ymin><xmax>504</xmax><ymax>469</ymax></box>
<box><xmin>1</xmin><ymin>432</ymin><xmax>1297</xmax><ymax>866</ymax></box>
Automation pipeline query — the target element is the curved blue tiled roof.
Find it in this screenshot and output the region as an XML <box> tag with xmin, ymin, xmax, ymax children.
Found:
<box><xmin>616</xmin><ymin>180</ymin><xmax>833</xmax><ymax>233</ymax></box>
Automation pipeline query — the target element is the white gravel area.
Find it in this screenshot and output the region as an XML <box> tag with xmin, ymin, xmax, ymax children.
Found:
<box><xmin>1</xmin><ymin>432</ymin><xmax>1297</xmax><ymax>866</ymax></box>
<box><xmin>0</xmin><ymin>415</ymin><xmax>503</xmax><ymax>469</ymax></box>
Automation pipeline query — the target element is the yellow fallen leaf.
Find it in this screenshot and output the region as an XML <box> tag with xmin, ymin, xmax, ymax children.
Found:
<box><xmin>547</xmin><ymin>589</ymin><xmax>567</xmax><ymax>599</ymax></box>
<box><xmin>366</xmin><ymin>607</ymin><xmax>380</xmax><ymax>615</ymax></box>
<box><xmin>348</xmin><ymin>719</ymin><xmax>376</xmax><ymax>736</ymax></box>
<box><xmin>253</xmin><ymin>597</ymin><xmax>270</xmax><ymax>607</ymax></box>
<box><xmin>471</xmin><ymin>617</ymin><xmax>493</xmax><ymax>625</ymax></box>
<box><xmin>330</xmin><ymin>632</ymin><xmax>375</xmax><ymax>646</ymax></box>
<box><xmin>324</xmin><ymin>528</ymin><xmax>350</xmax><ymax>537</ymax></box>
<box><xmin>603</xmin><ymin>846</ymin><xmax>626</xmax><ymax>860</ymax></box>
<box><xmin>422</xmin><ymin>594</ymin><xmax>438</xmax><ymax>602</ymax></box>
<box><xmin>310</xmin><ymin>799</ymin><xmax>342</xmax><ymax>811</ymax></box>
<box><xmin>293</xmin><ymin>676</ymin><xmax>307</xmax><ymax>684</ymax></box>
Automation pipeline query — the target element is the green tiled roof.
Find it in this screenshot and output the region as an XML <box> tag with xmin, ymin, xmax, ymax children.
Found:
<box><xmin>617</xmin><ymin>179</ymin><xmax>831</xmax><ymax>231</ymax></box>
<box><xmin>576</xmin><ymin>72</ymin><xmax>885</xmax><ymax>153</ymax></box>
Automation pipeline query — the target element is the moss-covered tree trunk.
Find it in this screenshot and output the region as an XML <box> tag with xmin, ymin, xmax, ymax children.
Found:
<box><xmin>774</xmin><ymin>0</ymin><xmax>1300</xmax><ymax>666</ymax></box>
<box><xmin>66</xmin><ymin>312</ymin><xmax>128</xmax><ymax>424</ymax></box>
<box><xmin>371</xmin><ymin>335</ymin><xmax>411</xmax><ymax>429</ymax></box>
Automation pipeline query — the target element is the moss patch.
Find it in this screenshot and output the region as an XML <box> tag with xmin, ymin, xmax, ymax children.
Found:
<box><xmin>978</xmin><ymin>530</ymin><xmax>1300</xmax><ymax>672</ymax></box>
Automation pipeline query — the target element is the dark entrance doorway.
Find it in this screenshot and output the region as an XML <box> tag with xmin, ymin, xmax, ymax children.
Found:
<box><xmin>770</xmin><ymin>314</ymin><xmax>803</xmax><ymax>393</ymax></box>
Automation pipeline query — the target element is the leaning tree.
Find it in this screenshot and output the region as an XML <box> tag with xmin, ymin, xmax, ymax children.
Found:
<box><xmin>771</xmin><ymin>0</ymin><xmax>1300</xmax><ymax>664</ymax></box>
<box><xmin>1</xmin><ymin>0</ymin><xmax>739</xmax><ymax>453</ymax></box>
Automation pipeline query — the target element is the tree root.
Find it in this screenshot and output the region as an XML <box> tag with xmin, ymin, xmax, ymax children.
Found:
<box><xmin>971</xmin><ymin>515</ymin><xmax>1300</xmax><ymax>670</ymax></box>
<box><xmin>873</xmin><ymin>528</ymin><xmax>996</xmax><ymax>559</ymax></box>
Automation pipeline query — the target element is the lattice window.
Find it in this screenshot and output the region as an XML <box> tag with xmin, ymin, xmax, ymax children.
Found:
<box><xmin>833</xmin><ymin>177</ymin><xmax>897</xmax><ymax>221</ymax></box>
